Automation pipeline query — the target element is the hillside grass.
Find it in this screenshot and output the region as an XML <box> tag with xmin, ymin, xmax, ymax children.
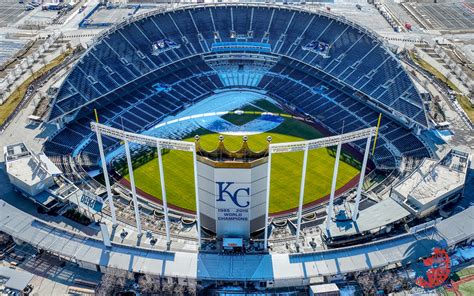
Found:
<box><xmin>410</xmin><ymin>51</ymin><xmax>474</xmax><ymax>122</ymax></box>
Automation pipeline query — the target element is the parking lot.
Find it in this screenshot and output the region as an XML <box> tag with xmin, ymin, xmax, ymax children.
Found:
<box><xmin>0</xmin><ymin>39</ymin><xmax>28</xmax><ymax>66</ymax></box>
<box><xmin>0</xmin><ymin>0</ymin><xmax>28</xmax><ymax>27</ymax></box>
<box><xmin>409</xmin><ymin>2</ymin><xmax>474</xmax><ymax>30</ymax></box>
<box><xmin>1</xmin><ymin>241</ymin><xmax>102</xmax><ymax>295</ymax></box>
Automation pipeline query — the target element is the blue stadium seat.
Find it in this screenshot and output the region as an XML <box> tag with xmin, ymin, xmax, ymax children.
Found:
<box><xmin>45</xmin><ymin>5</ymin><xmax>429</xmax><ymax>165</ymax></box>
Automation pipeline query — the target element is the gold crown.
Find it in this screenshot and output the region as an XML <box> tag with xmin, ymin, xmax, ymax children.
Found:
<box><xmin>194</xmin><ymin>134</ymin><xmax>272</xmax><ymax>162</ymax></box>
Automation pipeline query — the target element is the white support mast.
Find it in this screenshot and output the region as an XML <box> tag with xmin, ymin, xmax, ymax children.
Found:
<box><xmin>96</xmin><ymin>129</ymin><xmax>117</xmax><ymax>225</ymax></box>
<box><xmin>263</xmin><ymin>151</ymin><xmax>272</xmax><ymax>251</ymax></box>
<box><xmin>192</xmin><ymin>146</ymin><xmax>202</xmax><ymax>246</ymax></box>
<box><xmin>296</xmin><ymin>143</ymin><xmax>309</xmax><ymax>246</ymax></box>
<box><xmin>326</xmin><ymin>139</ymin><xmax>342</xmax><ymax>232</ymax></box>
<box><xmin>124</xmin><ymin>139</ymin><xmax>142</xmax><ymax>236</ymax></box>
<box><xmin>352</xmin><ymin>131</ymin><xmax>373</xmax><ymax>221</ymax></box>
<box><xmin>157</xmin><ymin>142</ymin><xmax>171</xmax><ymax>244</ymax></box>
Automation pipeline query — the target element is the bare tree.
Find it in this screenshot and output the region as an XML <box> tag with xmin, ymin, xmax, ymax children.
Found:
<box><xmin>139</xmin><ymin>273</ymin><xmax>162</xmax><ymax>294</ymax></box>
<box><xmin>161</xmin><ymin>280</ymin><xmax>176</xmax><ymax>296</ymax></box>
<box><xmin>96</xmin><ymin>268</ymin><xmax>128</xmax><ymax>296</ymax></box>
<box><xmin>0</xmin><ymin>232</ymin><xmax>11</xmax><ymax>246</ymax></box>
<box><xmin>185</xmin><ymin>284</ymin><xmax>197</xmax><ymax>296</ymax></box>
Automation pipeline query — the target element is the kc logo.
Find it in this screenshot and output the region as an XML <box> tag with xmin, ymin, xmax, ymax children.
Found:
<box><xmin>216</xmin><ymin>182</ymin><xmax>250</xmax><ymax>208</ymax></box>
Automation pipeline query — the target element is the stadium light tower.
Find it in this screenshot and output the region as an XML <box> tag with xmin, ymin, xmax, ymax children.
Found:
<box><xmin>91</xmin><ymin>122</ymin><xmax>201</xmax><ymax>246</ymax></box>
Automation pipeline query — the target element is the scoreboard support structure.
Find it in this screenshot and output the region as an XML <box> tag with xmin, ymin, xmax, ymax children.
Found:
<box><xmin>353</xmin><ymin>132</ymin><xmax>374</xmax><ymax>221</ymax></box>
<box><xmin>92</xmin><ymin>122</ymin><xmax>200</xmax><ymax>245</ymax></box>
<box><xmin>124</xmin><ymin>139</ymin><xmax>143</xmax><ymax>236</ymax></box>
<box><xmin>92</xmin><ymin>121</ymin><xmax>374</xmax><ymax>251</ymax></box>
<box><xmin>96</xmin><ymin>130</ymin><xmax>117</xmax><ymax>226</ymax></box>
<box><xmin>267</xmin><ymin>127</ymin><xmax>375</xmax><ymax>249</ymax></box>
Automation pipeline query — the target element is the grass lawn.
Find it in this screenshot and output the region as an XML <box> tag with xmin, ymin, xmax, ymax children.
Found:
<box><xmin>457</xmin><ymin>95</ymin><xmax>474</xmax><ymax>122</ymax></box>
<box><xmin>441</xmin><ymin>267</ymin><xmax>474</xmax><ymax>296</ymax></box>
<box><xmin>409</xmin><ymin>51</ymin><xmax>474</xmax><ymax>122</ymax></box>
<box><xmin>125</xmin><ymin>113</ymin><xmax>360</xmax><ymax>213</ymax></box>
<box><xmin>0</xmin><ymin>49</ymin><xmax>72</xmax><ymax>125</ymax></box>
<box><xmin>456</xmin><ymin>267</ymin><xmax>474</xmax><ymax>278</ymax></box>
<box><xmin>459</xmin><ymin>281</ymin><xmax>474</xmax><ymax>295</ymax></box>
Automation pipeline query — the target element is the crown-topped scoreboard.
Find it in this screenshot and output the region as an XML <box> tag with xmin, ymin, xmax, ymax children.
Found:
<box><xmin>92</xmin><ymin>121</ymin><xmax>375</xmax><ymax>250</ymax></box>
<box><xmin>195</xmin><ymin>135</ymin><xmax>270</xmax><ymax>238</ymax></box>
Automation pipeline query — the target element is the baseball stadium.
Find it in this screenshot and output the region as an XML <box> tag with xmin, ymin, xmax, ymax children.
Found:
<box><xmin>0</xmin><ymin>1</ymin><xmax>473</xmax><ymax>295</ymax></box>
<box><xmin>44</xmin><ymin>4</ymin><xmax>430</xmax><ymax>215</ymax></box>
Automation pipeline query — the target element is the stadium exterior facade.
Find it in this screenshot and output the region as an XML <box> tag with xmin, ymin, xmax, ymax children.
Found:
<box><xmin>1</xmin><ymin>201</ymin><xmax>472</xmax><ymax>289</ymax></box>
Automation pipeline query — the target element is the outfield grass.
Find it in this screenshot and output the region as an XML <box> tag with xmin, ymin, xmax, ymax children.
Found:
<box><xmin>125</xmin><ymin>115</ymin><xmax>360</xmax><ymax>213</ymax></box>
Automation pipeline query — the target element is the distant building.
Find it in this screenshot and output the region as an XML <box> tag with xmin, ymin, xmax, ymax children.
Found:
<box><xmin>391</xmin><ymin>148</ymin><xmax>471</xmax><ymax>218</ymax></box>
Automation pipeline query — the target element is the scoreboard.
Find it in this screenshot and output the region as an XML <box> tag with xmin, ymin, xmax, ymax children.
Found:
<box><xmin>197</xmin><ymin>158</ymin><xmax>268</xmax><ymax>238</ymax></box>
